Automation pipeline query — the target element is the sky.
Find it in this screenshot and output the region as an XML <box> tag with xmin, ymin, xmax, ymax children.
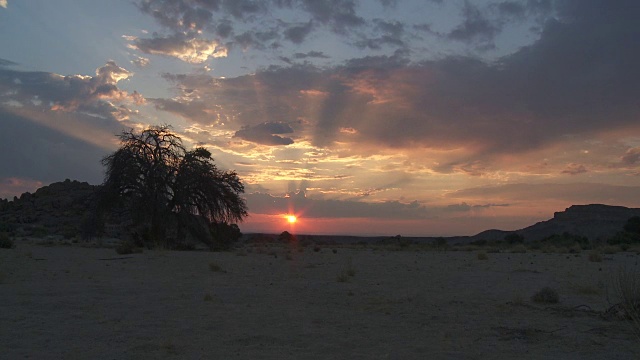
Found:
<box><xmin>1</xmin><ymin>0</ymin><xmax>639</xmax><ymax>237</ymax></box>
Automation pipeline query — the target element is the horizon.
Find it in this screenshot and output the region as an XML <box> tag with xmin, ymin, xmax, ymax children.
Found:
<box><xmin>1</xmin><ymin>1</ymin><xmax>640</xmax><ymax>237</ymax></box>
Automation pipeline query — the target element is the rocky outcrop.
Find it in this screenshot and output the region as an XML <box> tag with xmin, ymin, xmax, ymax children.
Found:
<box><xmin>0</xmin><ymin>179</ymin><xmax>99</xmax><ymax>239</ymax></box>
<box><xmin>515</xmin><ymin>204</ymin><xmax>640</xmax><ymax>242</ymax></box>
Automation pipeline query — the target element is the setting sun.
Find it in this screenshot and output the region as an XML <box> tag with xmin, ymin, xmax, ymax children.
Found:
<box><xmin>286</xmin><ymin>215</ymin><xmax>297</xmax><ymax>224</ymax></box>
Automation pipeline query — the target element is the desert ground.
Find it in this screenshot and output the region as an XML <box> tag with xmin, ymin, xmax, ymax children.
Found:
<box><xmin>1</xmin><ymin>240</ymin><xmax>639</xmax><ymax>359</ymax></box>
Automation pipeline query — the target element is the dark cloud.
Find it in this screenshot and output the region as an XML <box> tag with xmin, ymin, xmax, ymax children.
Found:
<box><xmin>130</xmin><ymin>33</ymin><xmax>227</xmax><ymax>63</ymax></box>
<box><xmin>0</xmin><ymin>61</ymin><xmax>141</xmax><ymax>122</ymax></box>
<box><xmin>561</xmin><ymin>163</ymin><xmax>588</xmax><ymax>175</ymax></box>
<box><xmin>447</xmin><ymin>1</ymin><xmax>500</xmax><ymax>46</ymax></box>
<box><xmin>355</xmin><ymin>19</ymin><xmax>406</xmax><ymax>50</ymax></box>
<box><xmin>147</xmin><ymin>1</ymin><xmax>640</xmax><ymax>170</ymax></box>
<box><xmin>0</xmin><ymin>58</ymin><xmax>17</xmax><ymax>67</ymax></box>
<box><xmin>133</xmin><ymin>0</ymin><xmax>369</xmax><ymax>63</ymax></box>
<box><xmin>621</xmin><ymin>148</ymin><xmax>640</xmax><ymax>166</ymax></box>
<box><xmin>246</xmin><ymin>191</ymin><xmax>508</xmax><ymax>219</ymax></box>
<box><xmin>293</xmin><ymin>51</ymin><xmax>329</xmax><ymax>59</ymax></box>
<box><xmin>296</xmin><ymin>0</ymin><xmax>364</xmax><ymax>32</ymax></box>
<box><xmin>284</xmin><ymin>21</ymin><xmax>314</xmax><ymax>44</ymax></box>
<box><xmin>234</xmin><ymin>122</ymin><xmax>295</xmax><ymax>146</ymax></box>
<box><xmin>448</xmin><ymin>183</ymin><xmax>640</xmax><ymax>206</ymax></box>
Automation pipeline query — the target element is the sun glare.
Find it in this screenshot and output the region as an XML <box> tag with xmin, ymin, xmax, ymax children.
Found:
<box><xmin>286</xmin><ymin>215</ymin><xmax>297</xmax><ymax>224</ymax></box>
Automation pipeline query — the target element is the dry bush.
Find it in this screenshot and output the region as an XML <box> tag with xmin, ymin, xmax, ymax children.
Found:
<box><xmin>574</xmin><ymin>284</ymin><xmax>601</xmax><ymax>295</ymax></box>
<box><xmin>115</xmin><ymin>240</ymin><xmax>143</xmax><ymax>255</ymax></box>
<box><xmin>336</xmin><ymin>272</ymin><xmax>350</xmax><ymax>282</ymax></box>
<box><xmin>477</xmin><ymin>251</ymin><xmax>488</xmax><ymax>260</ymax></box>
<box><xmin>510</xmin><ymin>244</ymin><xmax>527</xmax><ymax>253</ymax></box>
<box><xmin>0</xmin><ymin>233</ymin><xmax>14</xmax><ymax>249</ymax></box>
<box><xmin>532</xmin><ymin>287</ymin><xmax>559</xmax><ymax>303</ymax></box>
<box><xmin>208</xmin><ymin>262</ymin><xmax>223</xmax><ymax>272</ymax></box>
<box><xmin>602</xmin><ymin>245</ymin><xmax>621</xmax><ymax>254</ymax></box>
<box><xmin>588</xmin><ymin>251</ymin><xmax>603</xmax><ymax>262</ymax></box>
<box><xmin>613</xmin><ymin>266</ymin><xmax>640</xmax><ymax>338</ymax></box>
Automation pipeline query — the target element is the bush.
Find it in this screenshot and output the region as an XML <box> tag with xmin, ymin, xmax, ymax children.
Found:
<box><xmin>115</xmin><ymin>240</ymin><xmax>142</xmax><ymax>254</ymax></box>
<box><xmin>504</xmin><ymin>233</ymin><xmax>524</xmax><ymax>244</ymax></box>
<box><xmin>0</xmin><ymin>233</ymin><xmax>14</xmax><ymax>249</ymax></box>
<box><xmin>613</xmin><ymin>266</ymin><xmax>640</xmax><ymax>338</ymax></box>
<box><xmin>532</xmin><ymin>287</ymin><xmax>559</xmax><ymax>304</ymax></box>
<box><xmin>208</xmin><ymin>262</ymin><xmax>223</xmax><ymax>272</ymax></box>
<box><xmin>477</xmin><ymin>251</ymin><xmax>488</xmax><ymax>260</ymax></box>
<box><xmin>542</xmin><ymin>232</ymin><xmax>589</xmax><ymax>249</ymax></box>
<box><xmin>607</xmin><ymin>231</ymin><xmax>640</xmax><ymax>245</ymax></box>
<box><xmin>624</xmin><ymin>216</ymin><xmax>640</xmax><ymax>235</ymax></box>
<box><xmin>588</xmin><ymin>251</ymin><xmax>603</xmax><ymax>262</ymax></box>
<box><xmin>209</xmin><ymin>223</ymin><xmax>242</xmax><ymax>251</ymax></box>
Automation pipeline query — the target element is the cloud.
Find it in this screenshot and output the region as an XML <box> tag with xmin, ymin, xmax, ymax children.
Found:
<box><xmin>284</xmin><ymin>21</ymin><xmax>314</xmax><ymax>44</ymax></box>
<box><xmin>448</xmin><ymin>183</ymin><xmax>640</xmax><ymax>206</ymax></box>
<box><xmin>246</xmin><ymin>190</ymin><xmax>510</xmax><ymax>220</ymax></box>
<box><xmin>447</xmin><ymin>1</ymin><xmax>500</xmax><ymax>47</ymax></box>
<box><xmin>0</xmin><ymin>58</ymin><xmax>17</xmax><ymax>67</ymax></box>
<box><xmin>0</xmin><ymin>0</ymin><xmax>6</xmax><ymax>9</ymax></box>
<box><xmin>622</xmin><ymin>147</ymin><xmax>640</xmax><ymax>166</ymax></box>
<box><xmin>144</xmin><ymin>0</ymin><xmax>640</xmax><ymax>179</ymax></box>
<box><xmin>561</xmin><ymin>163</ymin><xmax>588</xmax><ymax>175</ymax></box>
<box><xmin>0</xmin><ymin>61</ymin><xmax>141</xmax><ymax>122</ymax></box>
<box><xmin>129</xmin><ymin>33</ymin><xmax>227</xmax><ymax>63</ymax></box>
<box><xmin>293</xmin><ymin>51</ymin><xmax>329</xmax><ymax>59</ymax></box>
<box><xmin>234</xmin><ymin>122</ymin><xmax>295</xmax><ymax>146</ymax></box>
<box><xmin>131</xmin><ymin>55</ymin><xmax>150</xmax><ymax>67</ymax></box>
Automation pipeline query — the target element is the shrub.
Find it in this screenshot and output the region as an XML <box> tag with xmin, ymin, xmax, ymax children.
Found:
<box><xmin>613</xmin><ymin>266</ymin><xmax>640</xmax><ymax>338</ymax></box>
<box><xmin>531</xmin><ymin>287</ymin><xmax>559</xmax><ymax>303</ymax></box>
<box><xmin>0</xmin><ymin>233</ymin><xmax>14</xmax><ymax>249</ymax></box>
<box><xmin>510</xmin><ymin>244</ymin><xmax>527</xmax><ymax>253</ymax></box>
<box><xmin>208</xmin><ymin>262</ymin><xmax>223</xmax><ymax>272</ymax></box>
<box><xmin>588</xmin><ymin>251</ymin><xmax>603</xmax><ymax>262</ymax></box>
<box><xmin>209</xmin><ymin>223</ymin><xmax>242</xmax><ymax>251</ymax></box>
<box><xmin>477</xmin><ymin>251</ymin><xmax>488</xmax><ymax>260</ymax></box>
<box><xmin>624</xmin><ymin>216</ymin><xmax>640</xmax><ymax>235</ymax></box>
<box><xmin>115</xmin><ymin>240</ymin><xmax>142</xmax><ymax>255</ymax></box>
<box><xmin>504</xmin><ymin>233</ymin><xmax>524</xmax><ymax>244</ymax></box>
<box><xmin>336</xmin><ymin>272</ymin><xmax>350</xmax><ymax>282</ymax></box>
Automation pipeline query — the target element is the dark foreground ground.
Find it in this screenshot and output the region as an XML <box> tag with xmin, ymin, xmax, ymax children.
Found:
<box><xmin>1</xmin><ymin>241</ymin><xmax>639</xmax><ymax>359</ymax></box>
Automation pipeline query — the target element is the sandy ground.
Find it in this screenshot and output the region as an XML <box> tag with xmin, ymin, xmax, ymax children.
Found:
<box><xmin>1</xmin><ymin>242</ymin><xmax>639</xmax><ymax>359</ymax></box>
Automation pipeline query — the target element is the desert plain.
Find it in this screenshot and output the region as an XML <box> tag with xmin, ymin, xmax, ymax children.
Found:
<box><xmin>1</xmin><ymin>240</ymin><xmax>639</xmax><ymax>359</ymax></box>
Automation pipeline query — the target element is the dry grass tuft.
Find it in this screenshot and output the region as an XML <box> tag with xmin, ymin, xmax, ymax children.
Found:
<box><xmin>208</xmin><ymin>262</ymin><xmax>223</xmax><ymax>272</ymax></box>
<box><xmin>336</xmin><ymin>272</ymin><xmax>350</xmax><ymax>282</ymax></box>
<box><xmin>531</xmin><ymin>287</ymin><xmax>559</xmax><ymax>304</ymax></box>
<box><xmin>602</xmin><ymin>245</ymin><xmax>620</xmax><ymax>254</ymax></box>
<box><xmin>510</xmin><ymin>244</ymin><xmax>527</xmax><ymax>253</ymax></box>
<box><xmin>588</xmin><ymin>251</ymin><xmax>603</xmax><ymax>262</ymax></box>
<box><xmin>612</xmin><ymin>266</ymin><xmax>640</xmax><ymax>338</ymax></box>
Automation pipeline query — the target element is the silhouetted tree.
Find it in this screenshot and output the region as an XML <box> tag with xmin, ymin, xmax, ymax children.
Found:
<box><xmin>100</xmin><ymin>125</ymin><xmax>248</xmax><ymax>248</ymax></box>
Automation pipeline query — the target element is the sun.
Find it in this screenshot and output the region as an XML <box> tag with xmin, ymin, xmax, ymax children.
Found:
<box><xmin>286</xmin><ymin>215</ymin><xmax>297</xmax><ymax>224</ymax></box>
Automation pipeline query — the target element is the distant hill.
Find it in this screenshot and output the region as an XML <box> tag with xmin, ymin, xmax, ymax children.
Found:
<box><xmin>469</xmin><ymin>204</ymin><xmax>640</xmax><ymax>243</ymax></box>
<box><xmin>1</xmin><ymin>181</ymin><xmax>639</xmax><ymax>245</ymax></box>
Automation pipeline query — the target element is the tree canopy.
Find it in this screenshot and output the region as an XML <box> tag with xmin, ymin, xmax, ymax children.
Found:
<box><xmin>100</xmin><ymin>125</ymin><xmax>248</xmax><ymax>249</ymax></box>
